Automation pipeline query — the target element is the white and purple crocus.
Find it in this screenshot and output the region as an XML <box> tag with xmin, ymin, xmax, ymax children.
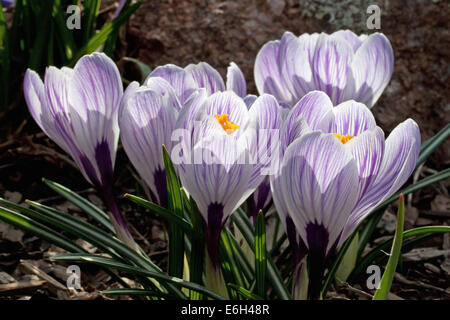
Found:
<box><xmin>271</xmin><ymin>91</ymin><xmax>421</xmax><ymax>299</ymax></box>
<box><xmin>255</xmin><ymin>30</ymin><xmax>394</xmax><ymax>108</ymax></box>
<box><xmin>23</xmin><ymin>53</ymin><xmax>136</xmax><ymax>249</ymax></box>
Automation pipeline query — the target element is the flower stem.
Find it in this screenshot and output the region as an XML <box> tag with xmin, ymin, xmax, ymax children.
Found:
<box><xmin>100</xmin><ymin>185</ymin><xmax>138</xmax><ymax>250</ymax></box>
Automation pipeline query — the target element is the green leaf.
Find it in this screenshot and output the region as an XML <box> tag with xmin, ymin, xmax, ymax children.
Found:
<box><xmin>225</xmin><ymin>228</ymin><xmax>254</xmax><ymax>283</ymax></box>
<box><xmin>82</xmin><ymin>0</ymin><xmax>101</xmax><ymax>45</ymax></box>
<box><xmin>162</xmin><ymin>145</ymin><xmax>185</xmax><ymax>278</ymax></box>
<box><xmin>335</xmin><ymin>232</ymin><xmax>359</xmax><ymax>285</ymax></box>
<box><xmin>2</xmin><ymin>197</ymin><xmax>162</xmax><ymax>279</ymax></box>
<box><xmin>254</xmin><ymin>210</ymin><xmax>267</xmax><ymax>298</ymax></box>
<box><xmin>52</xmin><ymin>254</ymin><xmax>226</xmax><ymax>300</ymax></box>
<box><xmin>69</xmin><ymin>1</ymin><xmax>141</xmax><ymax>64</ymax></box>
<box><xmin>356</xmin><ymin>168</ymin><xmax>450</xmax><ymax>262</ymax></box>
<box><xmin>230</xmin><ymin>210</ymin><xmax>291</xmax><ymax>300</ymax></box>
<box><xmin>378</xmin><ymin>168</ymin><xmax>450</xmax><ymax>209</ymax></box>
<box><xmin>42</xmin><ymin>178</ymin><xmax>115</xmax><ymax>233</ymax></box>
<box><xmin>373</xmin><ymin>195</ymin><xmax>405</xmax><ymax>300</ymax></box>
<box><xmin>124</xmin><ymin>193</ymin><xmax>193</xmax><ymax>234</ymax></box>
<box><xmin>416</xmin><ymin>123</ymin><xmax>450</xmax><ymax>168</ymax></box>
<box><xmin>102</xmin><ymin>288</ymin><xmax>172</xmax><ymax>299</ymax></box>
<box><xmin>0</xmin><ymin>204</ymin><xmax>85</xmax><ymax>253</ymax></box>
<box><xmin>123</xmin><ymin>57</ymin><xmax>152</xmax><ymax>83</ymax></box>
<box><xmin>28</xmin><ymin>0</ymin><xmax>52</xmax><ymax>70</ymax></box>
<box><xmin>219</xmin><ymin>230</ymin><xmax>244</xmax><ymax>297</ymax></box>
<box><xmin>188</xmin><ymin>199</ymin><xmax>204</xmax><ymax>300</ymax></box>
<box><xmin>320</xmin><ymin>230</ymin><xmax>358</xmax><ymax>299</ymax></box>
<box><xmin>227</xmin><ymin>284</ymin><xmax>262</xmax><ymax>300</ymax></box>
<box><xmin>350</xmin><ymin>225</ymin><xmax>450</xmax><ymax>281</ymax></box>
<box><xmin>52</xmin><ymin>0</ymin><xmax>77</xmax><ymax>62</ymax></box>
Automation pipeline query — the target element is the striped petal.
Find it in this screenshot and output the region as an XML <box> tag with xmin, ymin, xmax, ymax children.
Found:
<box><xmin>68</xmin><ymin>53</ymin><xmax>123</xmax><ymax>186</ymax></box>
<box><xmin>147</xmin><ymin>64</ymin><xmax>197</xmax><ymax>103</ymax></box>
<box><xmin>179</xmin><ymin>134</ymin><xmax>254</xmax><ymax>222</ymax></box>
<box><xmin>341</xmin><ymin>119</ymin><xmax>420</xmax><ymax>242</ymax></box>
<box><xmin>283</xmin><ymin>91</ymin><xmax>334</xmax><ymax>149</ymax></box>
<box><xmin>119</xmin><ymin>88</ymin><xmax>178</xmax><ymax>207</ymax></box>
<box><xmin>332</xmin><ymin>30</ymin><xmax>364</xmax><ymax>52</ymax></box>
<box><xmin>185</xmin><ymin>62</ymin><xmax>225</xmax><ymax>96</ymax></box>
<box><xmin>280</xmin><ymin>32</ymin><xmax>318</xmax><ymax>103</ymax></box>
<box><xmin>347</xmin><ymin>33</ymin><xmax>394</xmax><ymax>107</ymax></box>
<box><xmin>344</xmin><ymin>127</ymin><xmax>385</xmax><ymax>200</ymax></box>
<box><xmin>332</xmin><ymin>100</ymin><xmax>376</xmax><ymax>136</ymax></box>
<box><xmin>254</xmin><ymin>39</ymin><xmax>293</xmax><ymax>104</ymax></box>
<box><xmin>226</xmin><ymin>62</ymin><xmax>246</xmax><ymax>97</ymax></box>
<box><xmin>245</xmin><ymin>94</ymin><xmax>283</xmax><ymax>186</ymax></box>
<box><xmin>312</xmin><ymin>34</ymin><xmax>354</xmax><ymax>105</ymax></box>
<box><xmin>24</xmin><ymin>69</ymin><xmax>51</xmax><ymax>137</ymax></box>
<box><xmin>280</xmin><ymin>132</ymin><xmax>359</xmax><ymax>254</ymax></box>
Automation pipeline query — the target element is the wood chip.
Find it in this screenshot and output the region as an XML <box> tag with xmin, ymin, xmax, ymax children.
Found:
<box><xmin>0</xmin><ymin>272</ymin><xmax>16</xmax><ymax>284</ymax></box>
<box><xmin>403</xmin><ymin>247</ymin><xmax>450</xmax><ymax>262</ymax></box>
<box><xmin>0</xmin><ymin>280</ymin><xmax>46</xmax><ymax>294</ymax></box>
<box><xmin>19</xmin><ymin>260</ymin><xmax>68</xmax><ymax>295</ymax></box>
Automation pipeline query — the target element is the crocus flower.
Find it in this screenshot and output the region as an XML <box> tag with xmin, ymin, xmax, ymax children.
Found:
<box><xmin>149</xmin><ymin>61</ymin><xmax>277</xmax><ymax>222</ymax></box>
<box><xmin>1</xmin><ymin>0</ymin><xmax>15</xmax><ymax>7</ymax></box>
<box><xmin>255</xmin><ymin>30</ymin><xmax>394</xmax><ymax>108</ymax></box>
<box><xmin>23</xmin><ymin>52</ymin><xmax>136</xmax><ymax>249</ymax></box>
<box><xmin>119</xmin><ymin>77</ymin><xmax>181</xmax><ymax>208</ymax></box>
<box><xmin>174</xmin><ymin>90</ymin><xmax>282</xmax><ymax>270</ymax></box>
<box><xmin>271</xmin><ymin>91</ymin><xmax>420</xmax><ymax>299</ymax></box>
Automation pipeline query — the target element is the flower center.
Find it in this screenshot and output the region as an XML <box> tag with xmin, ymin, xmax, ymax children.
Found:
<box><xmin>214</xmin><ymin>114</ymin><xmax>240</xmax><ymax>134</ymax></box>
<box><xmin>333</xmin><ymin>133</ymin><xmax>354</xmax><ymax>144</ymax></box>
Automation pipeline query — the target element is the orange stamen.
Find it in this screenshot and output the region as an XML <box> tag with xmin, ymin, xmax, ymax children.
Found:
<box><xmin>333</xmin><ymin>133</ymin><xmax>354</xmax><ymax>144</ymax></box>
<box><xmin>214</xmin><ymin>114</ymin><xmax>240</xmax><ymax>134</ymax></box>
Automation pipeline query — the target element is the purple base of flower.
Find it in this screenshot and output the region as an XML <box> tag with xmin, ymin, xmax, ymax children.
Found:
<box><xmin>305</xmin><ymin>222</ymin><xmax>329</xmax><ymax>300</ymax></box>
<box><xmin>153</xmin><ymin>167</ymin><xmax>168</xmax><ymax>208</ymax></box>
<box><xmin>246</xmin><ymin>182</ymin><xmax>272</xmax><ymax>225</ymax></box>
<box><xmin>286</xmin><ymin>217</ymin><xmax>307</xmax><ymax>266</ymax></box>
<box><xmin>205</xmin><ymin>202</ymin><xmax>225</xmax><ymax>269</ymax></box>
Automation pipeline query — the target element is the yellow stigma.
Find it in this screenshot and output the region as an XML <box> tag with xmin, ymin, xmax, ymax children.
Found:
<box><xmin>333</xmin><ymin>133</ymin><xmax>354</xmax><ymax>144</ymax></box>
<box><xmin>214</xmin><ymin>114</ymin><xmax>240</xmax><ymax>134</ymax></box>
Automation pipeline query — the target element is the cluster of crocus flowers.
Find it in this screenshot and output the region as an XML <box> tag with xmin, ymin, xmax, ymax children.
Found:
<box><xmin>23</xmin><ymin>28</ymin><xmax>421</xmax><ymax>300</ymax></box>
<box><xmin>271</xmin><ymin>91</ymin><xmax>420</xmax><ymax>299</ymax></box>
<box><xmin>23</xmin><ymin>53</ymin><xmax>136</xmax><ymax>249</ymax></box>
